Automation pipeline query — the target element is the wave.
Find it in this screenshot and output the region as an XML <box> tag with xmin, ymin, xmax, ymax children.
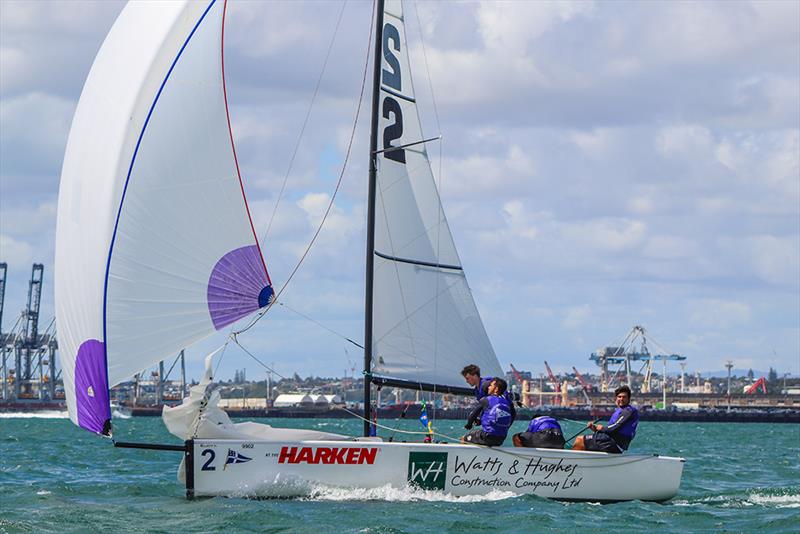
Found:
<box><xmin>747</xmin><ymin>492</ymin><xmax>800</xmax><ymax>508</ymax></box>
<box><xmin>672</xmin><ymin>489</ymin><xmax>800</xmax><ymax>509</ymax></box>
<box><xmin>0</xmin><ymin>410</ymin><xmax>69</xmax><ymax>419</ymax></box>
<box><xmin>304</xmin><ymin>483</ymin><xmax>520</xmax><ymax>503</ymax></box>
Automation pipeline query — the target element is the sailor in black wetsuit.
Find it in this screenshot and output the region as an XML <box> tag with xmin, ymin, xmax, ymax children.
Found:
<box><xmin>461</xmin><ymin>378</ymin><xmax>516</xmax><ymax>447</ymax></box>
<box><xmin>573</xmin><ymin>385</ymin><xmax>639</xmax><ymax>453</ymax></box>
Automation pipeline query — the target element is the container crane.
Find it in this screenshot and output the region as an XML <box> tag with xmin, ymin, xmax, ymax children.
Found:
<box><xmin>14</xmin><ymin>264</ymin><xmax>47</xmax><ymax>398</ymax></box>
<box><xmin>0</xmin><ymin>262</ymin><xmax>8</xmax><ymax>400</ymax></box>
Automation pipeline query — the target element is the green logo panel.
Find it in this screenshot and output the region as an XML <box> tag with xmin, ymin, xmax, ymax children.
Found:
<box><xmin>407</xmin><ymin>451</ymin><xmax>448</xmax><ymax>490</ymax></box>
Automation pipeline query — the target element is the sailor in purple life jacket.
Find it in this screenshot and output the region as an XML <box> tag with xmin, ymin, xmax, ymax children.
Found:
<box><xmin>461</xmin><ymin>364</ymin><xmax>519</xmax><ymax>406</ymax></box>
<box><xmin>512</xmin><ymin>415</ymin><xmax>566</xmax><ymax>449</ymax></box>
<box><xmin>461</xmin><ymin>364</ymin><xmax>490</xmax><ymax>400</ymax></box>
<box><xmin>461</xmin><ymin>377</ymin><xmax>515</xmax><ymax>447</ymax></box>
<box><xmin>573</xmin><ymin>385</ymin><xmax>639</xmax><ymax>454</ymax></box>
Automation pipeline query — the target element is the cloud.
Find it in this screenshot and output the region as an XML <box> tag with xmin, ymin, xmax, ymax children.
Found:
<box><xmin>0</xmin><ymin>233</ymin><xmax>33</xmax><ymax>267</ymax></box>
<box><xmin>0</xmin><ymin>0</ymin><xmax>797</xmax><ymax>378</ymax></box>
<box><xmin>563</xmin><ymin>304</ymin><xmax>592</xmax><ymax>329</ymax></box>
<box><xmin>689</xmin><ymin>298</ymin><xmax>752</xmax><ymax>330</ymax></box>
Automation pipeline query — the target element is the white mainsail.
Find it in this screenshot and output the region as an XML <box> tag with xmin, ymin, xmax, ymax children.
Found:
<box><xmin>371</xmin><ymin>0</ymin><xmax>502</xmax><ymax>390</ymax></box>
<box><xmin>55</xmin><ymin>0</ymin><xmax>272</xmax><ymax>435</ymax></box>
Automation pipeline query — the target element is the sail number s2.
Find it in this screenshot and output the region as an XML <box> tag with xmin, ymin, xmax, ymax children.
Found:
<box><xmin>382</xmin><ymin>22</ymin><xmax>406</xmax><ymax>164</ymax></box>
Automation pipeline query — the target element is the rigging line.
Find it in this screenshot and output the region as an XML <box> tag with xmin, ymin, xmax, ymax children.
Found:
<box><xmin>213</xmin><ymin>340</ymin><xmax>231</xmax><ymax>379</ymax></box>
<box><xmin>259</xmin><ymin>0</ymin><xmax>349</xmax><ymax>248</ymax></box>
<box><xmin>412</xmin><ymin>0</ymin><xmax>441</xmax><ymax>131</ymax></box>
<box><xmin>277</xmin><ymin>301</ymin><xmax>364</xmax><ymax>349</ymax></box>
<box><xmin>413</xmin><ymin>0</ymin><xmax>444</xmax><ymax>414</ymax></box>
<box><xmin>232</xmin><ymin>334</ymin><xmax>288</xmax><ymax>380</ymax></box>
<box><xmin>230</xmin><ymin>4</ymin><xmax>375</xmax><ymax>337</ymax></box>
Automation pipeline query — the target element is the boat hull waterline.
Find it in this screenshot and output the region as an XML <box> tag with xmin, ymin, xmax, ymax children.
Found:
<box><xmin>187</xmin><ymin>439</ymin><xmax>684</xmax><ymax>502</ymax></box>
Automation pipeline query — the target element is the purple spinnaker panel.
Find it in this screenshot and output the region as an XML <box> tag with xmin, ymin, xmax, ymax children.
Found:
<box><xmin>208</xmin><ymin>245</ymin><xmax>272</xmax><ymax>330</ymax></box>
<box><xmin>75</xmin><ymin>339</ymin><xmax>111</xmax><ymax>434</ymax></box>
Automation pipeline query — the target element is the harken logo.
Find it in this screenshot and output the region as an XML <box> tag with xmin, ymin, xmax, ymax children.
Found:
<box><xmin>224</xmin><ymin>449</ymin><xmax>252</xmax><ymax>469</ymax></box>
<box><xmin>278</xmin><ymin>446</ymin><xmax>378</xmax><ymax>465</ymax></box>
<box><xmin>408</xmin><ymin>451</ymin><xmax>448</xmax><ymax>490</ymax></box>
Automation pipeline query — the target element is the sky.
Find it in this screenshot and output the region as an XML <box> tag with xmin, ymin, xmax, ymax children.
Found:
<box><xmin>0</xmin><ymin>0</ymin><xmax>798</xmax><ymax>383</ymax></box>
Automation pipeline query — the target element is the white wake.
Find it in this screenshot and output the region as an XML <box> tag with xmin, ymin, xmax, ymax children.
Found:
<box><xmin>0</xmin><ymin>410</ymin><xmax>69</xmax><ymax>419</ymax></box>
<box><xmin>305</xmin><ymin>483</ymin><xmax>520</xmax><ymax>503</ymax></box>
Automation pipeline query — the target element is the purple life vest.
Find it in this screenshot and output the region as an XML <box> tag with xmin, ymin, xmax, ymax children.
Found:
<box><xmin>527</xmin><ymin>416</ymin><xmax>561</xmax><ymax>433</ymax></box>
<box><xmin>609</xmin><ymin>405</ymin><xmax>639</xmax><ymax>439</ymax></box>
<box><xmin>480</xmin><ymin>395</ymin><xmax>513</xmax><ymax>437</ymax></box>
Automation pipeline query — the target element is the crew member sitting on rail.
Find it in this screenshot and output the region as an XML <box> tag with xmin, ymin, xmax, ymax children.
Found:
<box><xmin>512</xmin><ymin>415</ymin><xmax>565</xmax><ymax>449</ymax></box>
<box><xmin>572</xmin><ymin>385</ymin><xmax>638</xmax><ymax>453</ymax></box>
<box><xmin>461</xmin><ymin>378</ymin><xmax>515</xmax><ymax>447</ymax></box>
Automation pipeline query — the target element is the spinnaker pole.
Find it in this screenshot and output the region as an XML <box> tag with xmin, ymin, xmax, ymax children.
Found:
<box><xmin>363</xmin><ymin>0</ymin><xmax>386</xmax><ymax>437</ymax></box>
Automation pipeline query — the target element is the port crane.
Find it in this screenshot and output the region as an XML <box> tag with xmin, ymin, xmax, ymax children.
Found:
<box><xmin>509</xmin><ymin>363</ymin><xmax>524</xmax><ymax>385</ymax></box>
<box><xmin>543</xmin><ymin>360</ymin><xmax>561</xmax><ymax>405</ymax></box>
<box><xmin>745</xmin><ymin>377</ymin><xmax>768</xmax><ymax>394</ymax></box>
<box><xmin>572</xmin><ymin>366</ymin><xmax>592</xmax><ymax>405</ymax></box>
<box><xmin>0</xmin><ymin>262</ymin><xmax>8</xmax><ymax>400</ymax></box>
<box><xmin>590</xmin><ymin>326</ymin><xmax>685</xmax><ymax>393</ymax></box>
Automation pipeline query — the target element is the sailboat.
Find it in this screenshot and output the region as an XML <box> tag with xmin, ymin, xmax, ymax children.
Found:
<box><xmin>55</xmin><ymin>0</ymin><xmax>684</xmax><ymax>502</ymax></box>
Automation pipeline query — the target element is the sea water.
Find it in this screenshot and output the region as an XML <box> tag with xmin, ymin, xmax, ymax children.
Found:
<box><xmin>1</xmin><ymin>416</ymin><xmax>798</xmax><ymax>533</ymax></box>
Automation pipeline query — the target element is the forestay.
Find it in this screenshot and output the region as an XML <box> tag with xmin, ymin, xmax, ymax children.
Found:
<box><xmin>55</xmin><ymin>0</ymin><xmax>272</xmax><ymax>435</ymax></box>
<box><xmin>371</xmin><ymin>0</ymin><xmax>502</xmax><ymax>391</ymax></box>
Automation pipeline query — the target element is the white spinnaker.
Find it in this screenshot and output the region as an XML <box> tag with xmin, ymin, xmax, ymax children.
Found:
<box><xmin>55</xmin><ymin>0</ymin><xmax>270</xmax><ymax>434</ymax></box>
<box><xmin>371</xmin><ymin>0</ymin><xmax>502</xmax><ymax>389</ymax></box>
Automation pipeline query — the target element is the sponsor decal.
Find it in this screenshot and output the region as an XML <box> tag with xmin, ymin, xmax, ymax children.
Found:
<box><xmin>407</xmin><ymin>451</ymin><xmax>448</xmax><ymax>490</ymax></box>
<box><xmin>449</xmin><ymin>454</ymin><xmax>583</xmax><ymax>493</ymax></box>
<box><xmin>278</xmin><ymin>446</ymin><xmax>378</xmax><ymax>465</ymax></box>
<box><xmin>224</xmin><ymin>448</ymin><xmax>252</xmax><ymax>469</ymax></box>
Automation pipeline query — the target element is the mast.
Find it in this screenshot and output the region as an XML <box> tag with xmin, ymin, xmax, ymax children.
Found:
<box><xmin>363</xmin><ymin>0</ymin><xmax>385</xmax><ymax>436</ymax></box>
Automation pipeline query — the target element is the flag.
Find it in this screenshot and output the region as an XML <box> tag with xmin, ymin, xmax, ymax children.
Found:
<box><xmin>419</xmin><ymin>401</ymin><xmax>433</xmax><ymax>435</ymax></box>
<box><xmin>224</xmin><ymin>448</ymin><xmax>252</xmax><ymax>470</ymax></box>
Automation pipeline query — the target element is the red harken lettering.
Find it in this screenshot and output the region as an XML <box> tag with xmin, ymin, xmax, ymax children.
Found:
<box><xmin>278</xmin><ymin>446</ymin><xmax>378</xmax><ymax>465</ymax></box>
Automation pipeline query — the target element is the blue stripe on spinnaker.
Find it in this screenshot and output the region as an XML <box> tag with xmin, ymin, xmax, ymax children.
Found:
<box><xmin>96</xmin><ymin>0</ymin><xmax>218</xmax><ymax>435</ymax></box>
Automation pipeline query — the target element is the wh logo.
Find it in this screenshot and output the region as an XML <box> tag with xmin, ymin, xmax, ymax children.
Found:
<box><xmin>407</xmin><ymin>452</ymin><xmax>448</xmax><ymax>490</ymax></box>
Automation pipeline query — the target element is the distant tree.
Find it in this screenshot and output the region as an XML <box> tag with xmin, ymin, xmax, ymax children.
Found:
<box><xmin>768</xmin><ymin>367</ymin><xmax>778</xmax><ymax>393</ymax></box>
<box><xmin>747</xmin><ymin>368</ymin><xmax>755</xmax><ymax>380</ymax></box>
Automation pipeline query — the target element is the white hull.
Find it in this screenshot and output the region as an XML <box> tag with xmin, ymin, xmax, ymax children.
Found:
<box><xmin>187</xmin><ymin>439</ymin><xmax>684</xmax><ymax>502</ymax></box>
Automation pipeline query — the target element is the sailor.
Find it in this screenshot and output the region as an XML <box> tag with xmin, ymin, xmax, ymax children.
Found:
<box><xmin>573</xmin><ymin>385</ymin><xmax>639</xmax><ymax>453</ymax></box>
<box><xmin>461</xmin><ymin>378</ymin><xmax>515</xmax><ymax>447</ymax></box>
<box><xmin>461</xmin><ymin>364</ymin><xmax>519</xmax><ymax>408</ymax></box>
<box><xmin>512</xmin><ymin>415</ymin><xmax>565</xmax><ymax>449</ymax></box>
<box><xmin>461</xmin><ymin>364</ymin><xmax>493</xmax><ymax>401</ymax></box>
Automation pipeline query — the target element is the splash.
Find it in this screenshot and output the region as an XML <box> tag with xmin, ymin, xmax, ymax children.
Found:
<box><xmin>304</xmin><ymin>483</ymin><xmax>520</xmax><ymax>503</ymax></box>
